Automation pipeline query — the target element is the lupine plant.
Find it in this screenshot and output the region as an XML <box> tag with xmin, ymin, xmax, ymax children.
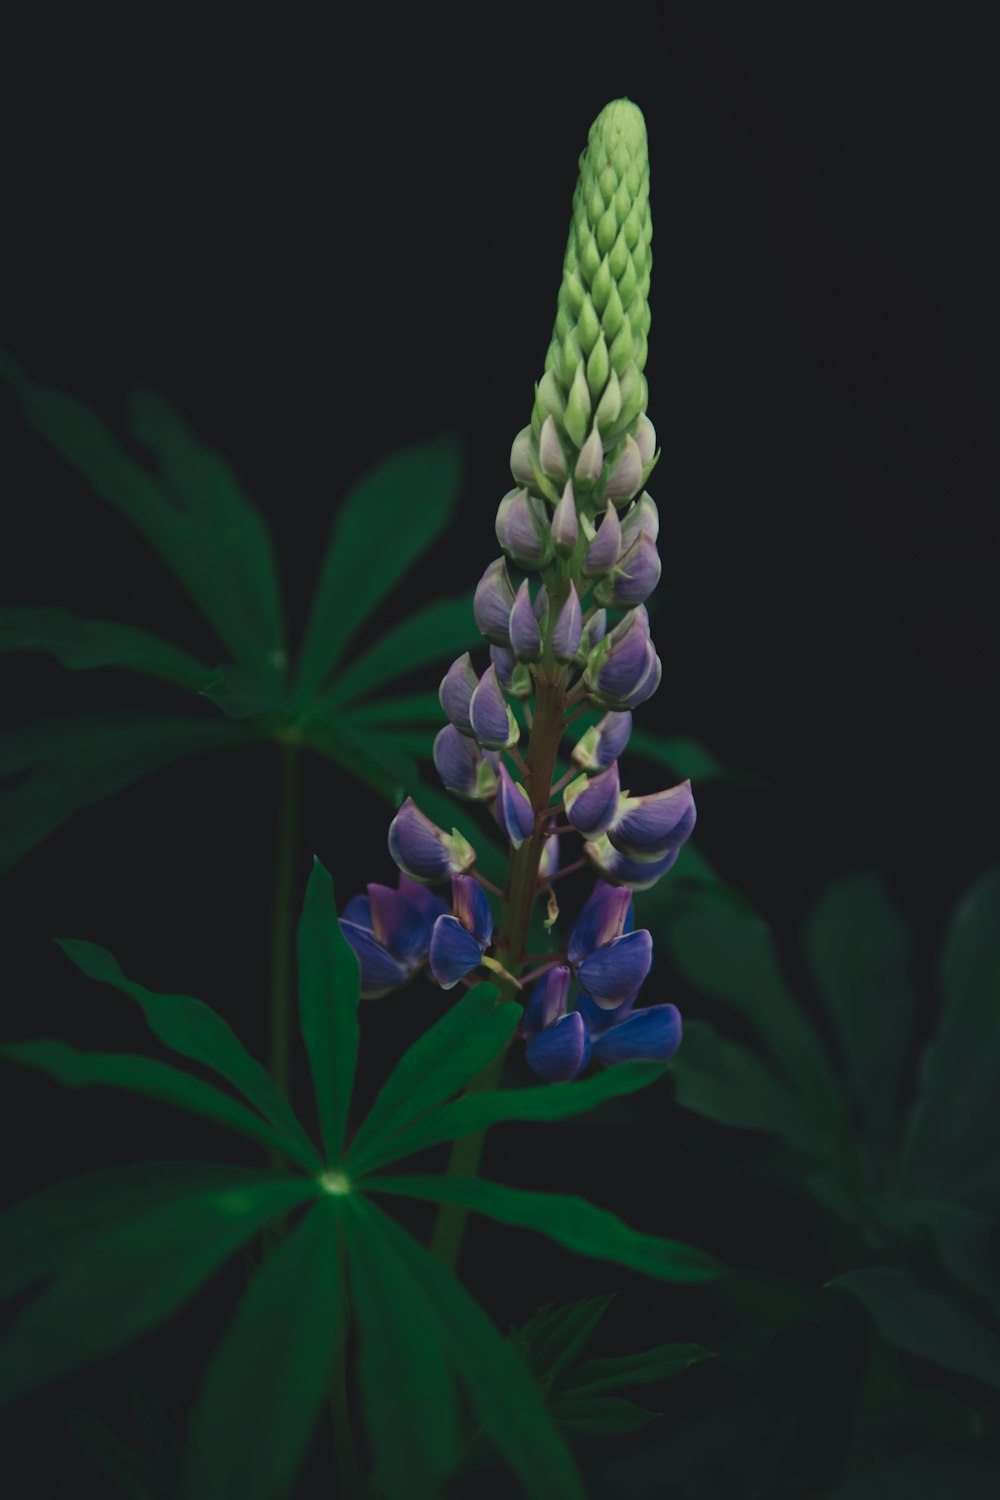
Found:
<box><xmin>1</xmin><ymin>100</ymin><xmax>729</xmax><ymax>1500</ymax></box>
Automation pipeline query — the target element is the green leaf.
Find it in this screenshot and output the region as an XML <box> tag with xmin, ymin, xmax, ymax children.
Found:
<box><xmin>356</xmin><ymin>1197</ymin><xmax>584</xmax><ymax>1500</ymax></box>
<box><xmin>523</xmin><ymin>1295</ymin><xmax>615</xmax><ymax>1380</ymax></box>
<box><xmin>0</xmin><ymin>1160</ymin><xmax>277</xmax><ymax>1303</ymax></box>
<box><xmin>344</xmin><ymin>1197</ymin><xmax>458</xmax><ymax>1500</ymax></box>
<box><xmin>3</xmin><ymin>1041</ymin><xmax>309</xmax><ymax>1163</ymax></box>
<box><xmin>330</xmin><ymin>690</ymin><xmax>446</xmax><ymax>727</ymax></box>
<box><xmin>804</xmin><ymin>873</ymin><xmax>914</xmax><ymax>1156</ymax></box>
<box><xmin>870</xmin><ymin>1196</ymin><xmax>1000</xmax><ymax>1321</ymax></box>
<box><xmin>185</xmin><ymin>1200</ymin><xmax>341</xmax><ymax>1500</ymax></box>
<box><xmin>296</xmin><ymin>858</ymin><xmax>361</xmax><ymax>1165</ymax></box>
<box><xmin>321</xmin><ymin>594</ymin><xmax>479</xmax><ymax>707</ymax></box>
<box><xmin>65</xmin><ymin>1410</ymin><xmax>166</xmax><ymax>1500</ymax></box>
<box><xmin>0</xmin><ymin>1179</ymin><xmax>317</xmax><ymax>1411</ymax></box>
<box><xmin>200</xmin><ymin>663</ymin><xmax>286</xmax><ymax>719</ymax></box>
<box><xmin>665</xmin><ymin>889</ymin><xmax>840</xmax><ymax>1120</ymax></box>
<box><xmin>345</xmin><ymin>985</ymin><xmax>519</xmax><ymax>1168</ymax></box>
<box><xmin>669</xmin><ymin>1020</ymin><xmax>824</xmax><ymax>1153</ymax></box>
<box><xmin>627</xmin><ymin>729</ymin><xmax>762</xmax><ymax>787</ymax></box>
<box><xmin>557</xmin><ymin>1342</ymin><xmax>712</xmax><ymax>1397</ymax></box>
<box><xmin>129</xmin><ymin>387</ymin><xmax>285</xmax><ymax>676</ymax></box>
<box><xmin>0</xmin><ymin>355</ymin><xmax>281</xmax><ymax>674</ymax></box>
<box><xmin>0</xmin><ymin>606</ymin><xmax>214</xmax><ymax>691</ymax></box>
<box><xmin>348</xmin><ymin>1061</ymin><xmax>667</xmax><ymax>1176</ymax></box>
<box><xmin>548</xmin><ymin>1394</ymin><xmax>660</xmax><ymax>1436</ymax></box>
<box><xmin>301</xmin><ymin>718</ymin><xmax>411</xmax><ymax>802</ymax></box>
<box><xmin>0</xmin><ymin>712</ymin><xmax>257</xmax><ymax>876</ymax></box>
<box><xmin>828</xmin><ymin>1266</ymin><xmax>1000</xmax><ymax>1391</ymax></box>
<box><xmin>365</xmin><ymin>1176</ymin><xmax>724</xmax><ymax>1282</ymax></box>
<box><xmin>295</xmin><ymin>434</ymin><xmax>463</xmax><ymax>704</ymax></box>
<box><xmin>57</xmin><ymin>939</ymin><xmax>322</xmax><ymax>1173</ymax></box>
<box><xmin>904</xmin><ymin>866</ymin><xmax>1000</xmax><ymax>1202</ymax></box>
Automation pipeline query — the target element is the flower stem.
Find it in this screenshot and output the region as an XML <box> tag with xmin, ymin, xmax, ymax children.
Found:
<box><xmin>330</xmin><ymin>1226</ymin><xmax>364</xmax><ymax>1496</ymax></box>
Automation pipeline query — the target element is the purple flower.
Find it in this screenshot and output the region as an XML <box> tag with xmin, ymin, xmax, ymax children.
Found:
<box><xmin>583</xmin><ymin>502</ymin><xmax>622</xmax><ymax>577</ymax></box>
<box><xmin>595</xmin><ymin>530</ymin><xmax>661</xmax><ymax>608</ymax></box>
<box><xmin>583</xmin><ymin>834</ymin><xmax>682</xmax><ymax>891</ymax></box>
<box><xmin>340</xmin><ymin>877</ymin><xmax>447</xmax><ymax>999</ymax></box>
<box><xmin>619</xmin><ymin>492</ymin><xmax>659</xmax><ymax>550</ymax></box>
<box><xmin>510</xmin><ymin>580</ymin><xmax>542</xmax><ymax>661</ymax></box>
<box><xmin>539</xmin><ymin>414</ymin><xmax>566</xmax><ymax>480</ymax></box>
<box><xmin>574</xmin><ymin>427</ymin><xmax>605</xmax><ymax>486</ymax></box>
<box><xmin>564</xmin><ymin>761</ymin><xmax>621</xmax><ymax>838</ymax></box>
<box><xmin>473</xmin><ymin>558</ymin><xmax>516</xmax><ymax>645</ymax></box>
<box><xmin>439</xmin><ymin>653</ymin><xmax>479</xmax><ymax>736</ymax></box>
<box><xmin>388</xmin><ymin>797</ymin><xmax>476</xmax><ymax>884</ymax></box>
<box><xmin>583</xmin><ymin>606</ymin><xmax>661</xmax><ymax>710</ymax></box>
<box><xmin>567</xmin><ymin>881</ymin><xmax>652</xmax><ymax>1009</ymax></box>
<box><xmin>521</xmin><ymin>963</ymin><xmax>682</xmax><ymax>1082</ymax></box>
<box><xmin>572</xmin><ymin>710</ymin><xmax>632</xmax><ymax>771</ymax></box>
<box><xmin>525</xmin><ymin>1012</ymin><xmax>590</xmax><ymax>1082</ymax></box>
<box><xmin>428</xmin><ymin>874</ymin><xmax>493</xmax><ymax>989</ymax></box>
<box><xmin>608</xmin><ymin>779</ymin><xmax>696</xmax><ymax>859</ymax></box>
<box><xmin>489</xmin><ymin>644</ymin><xmax>530</xmax><ymax>699</ymax></box>
<box><xmin>551</xmin><ymin>480</ymin><xmax>579</xmax><ymax>556</ymax></box>
<box><xmin>432</xmin><ymin>725</ymin><xmax>499</xmax><ymax>801</ymax></box>
<box><xmin>520</xmin><ymin>964</ymin><xmax>571</xmax><ymax>1036</ymax></box>
<box><xmin>496</xmin><ymin>763</ymin><xmax>536</xmax><ymax>850</ymax></box>
<box><xmin>470</xmin><ymin>663</ymin><xmax>520</xmax><ymax>750</ymax></box>
<box><xmin>495</xmin><ymin>488</ymin><xmax>553</xmax><ymax>570</ymax></box>
<box><xmin>551</xmin><ymin>583</ymin><xmax>583</xmax><ymax>663</ymax></box>
<box><xmin>604</xmin><ymin>434</ymin><xmax>643</xmax><ymax>503</ymax></box>
<box><xmin>590</xmin><ymin>1004</ymin><xmax>682</xmax><ymax>1066</ymax></box>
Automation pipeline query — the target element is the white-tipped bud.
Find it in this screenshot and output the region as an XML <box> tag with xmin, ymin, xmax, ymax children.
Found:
<box><xmin>574</xmin><ymin>427</ymin><xmax>605</xmax><ymax>487</ymax></box>
<box><xmin>510</xmin><ymin>426</ymin><xmax>537</xmax><ymax>487</ymax></box>
<box><xmin>538</xmin><ymin>414</ymin><xmax>567</xmax><ymax>479</ymax></box>
<box><xmin>551</xmin><ymin>481</ymin><xmax>579</xmax><ymax>557</ymax></box>
<box><xmin>605</xmin><ymin>434</ymin><xmax>644</xmax><ymax>503</ymax></box>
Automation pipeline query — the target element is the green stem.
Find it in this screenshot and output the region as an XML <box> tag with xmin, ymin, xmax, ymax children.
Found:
<box><xmin>268</xmin><ymin>739</ymin><xmax>299</xmax><ymax>1110</ymax></box>
<box><xmin>330</xmin><ymin>1228</ymin><xmax>365</xmax><ymax>1497</ymax></box>
<box><xmin>430</xmin><ymin>671</ymin><xmax>568</xmax><ymax>1269</ymax></box>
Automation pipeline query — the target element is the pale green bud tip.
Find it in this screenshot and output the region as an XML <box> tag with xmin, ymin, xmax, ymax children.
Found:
<box><xmin>589</xmin><ymin>98</ymin><xmax>648</xmax><ymax>158</ymax></box>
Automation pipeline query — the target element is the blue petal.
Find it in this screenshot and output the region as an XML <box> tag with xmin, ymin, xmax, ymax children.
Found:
<box><xmin>340</xmin><ymin>921</ymin><xmax>409</xmax><ymax>999</ymax></box>
<box><xmin>388</xmin><ymin>798</ymin><xmax>454</xmax><ymax>883</ymax></box>
<box><xmin>567</xmin><ymin>881</ymin><xmax>632</xmax><ymax>966</ymax></box>
<box><xmin>451</xmin><ymin>874</ymin><xmax>493</xmax><ymax>947</ymax></box>
<box><xmin>577</xmin><ymin>929</ymin><xmax>653</xmax><ymax>1009</ymax></box>
<box><xmin>520</xmin><ymin>965</ymin><xmax>571</xmax><ymax>1038</ymax></box>
<box><xmin>341</xmin><ymin>894</ymin><xmax>372</xmax><ymax>931</ymax></box>
<box><xmin>428</xmin><ymin>914</ymin><xmax>485</xmax><ymax>989</ymax></box>
<box><xmin>591</xmin><ymin>1004</ymin><xmax>682</xmax><ymax>1065</ymax></box>
<box><xmin>496</xmin><ymin>764</ymin><xmax>535</xmax><ymax>850</ymax></box>
<box><xmin>397</xmin><ymin>877</ymin><xmax>448</xmax><ymax>923</ymax></box>
<box><xmin>367</xmin><ymin>884</ymin><xmax>432</xmax><ymax>964</ymax></box>
<box><xmin>576</xmin><ymin>988</ymin><xmax>636</xmax><ymax>1035</ymax></box>
<box><xmin>524</xmin><ymin>1012</ymin><xmax>590</xmax><ymax>1082</ymax></box>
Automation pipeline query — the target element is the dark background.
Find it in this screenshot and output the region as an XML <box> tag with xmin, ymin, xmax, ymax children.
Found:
<box><xmin>1</xmin><ymin>10</ymin><xmax>997</xmax><ymax>1495</ymax></box>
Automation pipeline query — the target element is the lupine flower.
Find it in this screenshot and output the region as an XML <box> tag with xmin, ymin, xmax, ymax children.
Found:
<box><xmin>608</xmin><ymin>778</ymin><xmax>696</xmax><ymax>859</ymax></box>
<box><xmin>604</xmin><ymin>435</ymin><xmax>644</xmax><ymax>503</ymax></box>
<box><xmin>583</xmin><ymin>834</ymin><xmax>682</xmax><ymax>890</ymax></box>
<box><xmin>521</xmin><ymin>961</ymin><xmax>682</xmax><ymax>1081</ymax></box>
<box><xmin>619</xmin><ymin>491</ymin><xmax>659</xmax><ymax>549</ymax></box>
<box><xmin>564</xmin><ymin>762</ymin><xmax>621</xmax><ymax>838</ymax></box>
<box><xmin>388</xmin><ymin>797</ymin><xmax>476</xmax><ymax>884</ymax></box>
<box><xmin>573</xmin><ymin>710</ymin><xmax>633</xmax><ymax>770</ymax></box>
<box><xmin>595</xmin><ymin>530</ymin><xmax>661</xmax><ymax>608</ymax></box>
<box><xmin>633</xmin><ymin>414</ymin><xmax>657</xmax><ymax>469</ymax></box>
<box><xmin>574</xmin><ymin>427</ymin><xmax>605</xmax><ymax>486</ymax></box>
<box><xmin>340</xmin><ymin>877</ymin><xmax>447</xmax><ymax>999</ymax></box>
<box><xmin>576</xmin><ymin>986</ymin><xmax>682</xmax><ymax>1066</ymax></box>
<box><xmin>495</xmin><ymin>488</ymin><xmax>553</xmax><ymax>570</ymax></box>
<box><xmin>510</xmin><ymin>580</ymin><xmax>542</xmax><ymax>661</ymax></box>
<box><xmin>490</xmin><ymin>643</ymin><xmax>532</xmax><ymax>699</ymax></box>
<box><xmin>584</xmin><ymin>606</ymin><xmax>661</xmax><ymax>710</ymax></box>
<box><xmin>473</xmin><ymin>558</ymin><xmax>516</xmax><ymax>644</ymax></box>
<box><xmin>432</xmin><ymin>725</ymin><xmax>499</xmax><ymax>801</ymax></box>
<box><xmin>583</xmin><ymin>502</ymin><xmax>622</xmax><ymax>577</ymax></box>
<box><xmin>551</xmin><ymin>482</ymin><xmax>579</xmax><ymax>556</ymax></box>
<box><xmin>439</xmin><ymin>653</ymin><xmax>479</xmax><ymax>736</ymax></box>
<box><xmin>551</xmin><ymin>583</ymin><xmax>583</xmax><ymax>663</ymax></box>
<box><xmin>470</xmin><ymin>663</ymin><xmax>520</xmax><ymax>749</ymax></box>
<box><xmin>495</xmin><ymin>763</ymin><xmax>535</xmax><ymax>849</ymax></box>
<box><xmin>538</xmin><ymin>414</ymin><xmax>566</xmax><ymax>479</ymax></box>
<box><xmin>566</xmin><ymin>881</ymin><xmax>652</xmax><ymax>1008</ymax></box>
<box><xmin>428</xmin><ymin>874</ymin><xmax>493</xmax><ymax>989</ymax></box>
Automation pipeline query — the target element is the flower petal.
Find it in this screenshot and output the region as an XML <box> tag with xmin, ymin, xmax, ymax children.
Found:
<box><xmin>340</xmin><ymin>921</ymin><xmax>410</xmax><ymax>999</ymax></box>
<box><xmin>451</xmin><ymin>874</ymin><xmax>493</xmax><ymax>947</ymax></box>
<box><xmin>567</xmin><ymin>881</ymin><xmax>633</xmax><ymax>966</ymax></box>
<box><xmin>428</xmin><ymin>914</ymin><xmax>485</xmax><ymax>989</ymax></box>
<box><xmin>520</xmin><ymin>965</ymin><xmax>571</xmax><ymax>1038</ymax></box>
<box><xmin>577</xmin><ymin>929</ymin><xmax>653</xmax><ymax>1009</ymax></box>
<box><xmin>524</xmin><ymin>1012</ymin><xmax>590</xmax><ymax>1082</ymax></box>
<box><xmin>591</xmin><ymin>1004</ymin><xmax>682</xmax><ymax>1065</ymax></box>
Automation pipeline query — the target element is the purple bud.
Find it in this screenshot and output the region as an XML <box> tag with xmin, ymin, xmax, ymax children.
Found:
<box><xmin>510</xmin><ymin>580</ymin><xmax>542</xmax><ymax>661</ymax></box>
<box><xmin>596</xmin><ymin>531</ymin><xmax>661</xmax><ymax>608</ymax></box>
<box><xmin>339</xmin><ymin>922</ymin><xmax>409</xmax><ymax>999</ymax></box>
<box><xmin>451</xmin><ymin>873</ymin><xmax>493</xmax><ymax>946</ymax></box>
<box><xmin>583</xmin><ymin>834</ymin><xmax>681</xmax><ymax>891</ymax></box>
<box><xmin>525</xmin><ymin>1011</ymin><xmax>590</xmax><ymax>1082</ymax></box>
<box><xmin>577</xmin><ymin>929</ymin><xmax>653</xmax><ymax>1010</ymax></box>
<box><xmin>567</xmin><ymin>881</ymin><xmax>633</xmax><ymax>966</ymax></box>
<box><xmin>608</xmin><ymin>780</ymin><xmax>696</xmax><ymax>859</ymax></box>
<box><xmin>591</xmin><ymin>1003</ymin><xmax>682</xmax><ymax>1066</ymax></box>
<box><xmin>388</xmin><ymin>797</ymin><xmax>476</xmax><ymax>884</ymax></box>
<box><xmin>538</xmin><ymin>826</ymin><xmax>559</xmax><ymax>883</ymax></box>
<box><xmin>572</xmin><ymin>710</ymin><xmax>633</xmax><ymax>770</ymax></box>
<box><xmin>584</xmin><ymin>502</ymin><xmax>621</xmax><ymax>577</ymax></box>
<box><xmin>575</xmin><ymin>427</ymin><xmax>605</xmax><ymax>485</ymax></box>
<box><xmin>473</xmin><ymin>558</ymin><xmax>516</xmax><ymax>645</ymax></box>
<box><xmin>605</xmin><ymin>435</ymin><xmax>644</xmax><ymax>503</ymax></box>
<box><xmin>520</xmin><ymin>964</ymin><xmax>571</xmax><ymax>1037</ymax></box>
<box><xmin>564</xmin><ymin>761</ymin><xmax>621</xmax><ymax>838</ymax></box>
<box><xmin>490</xmin><ymin>644</ymin><xmax>533</xmax><ymax>700</ymax></box>
<box><xmin>439</xmin><ymin>653</ymin><xmax>479</xmax><ymax>736</ymax></box>
<box><xmin>633</xmin><ymin>415</ymin><xmax>657</xmax><ymax>468</ymax></box>
<box><xmin>428</xmin><ymin>914</ymin><xmax>486</xmax><ymax>989</ymax></box>
<box><xmin>510</xmin><ymin>426</ymin><xmax>537</xmax><ymax>487</ymax></box>
<box><xmin>585</xmin><ymin>609</ymin><xmax>608</xmax><ymax>648</ymax></box>
<box><xmin>551</xmin><ymin>583</ymin><xmax>583</xmax><ymax>663</ymax></box>
<box><xmin>538</xmin><ymin>414</ymin><xmax>566</xmax><ymax>479</ymax></box>
<box><xmin>470</xmin><ymin>664</ymin><xmax>520</xmax><ymax>750</ymax></box>
<box><xmin>496</xmin><ymin>488</ymin><xmax>552</xmax><ymax>570</ymax></box>
<box><xmin>495</xmin><ymin>763</ymin><xmax>536</xmax><ymax>850</ymax></box>
<box><xmin>619</xmin><ymin>492</ymin><xmax>660</xmax><ymax>549</ymax></box>
<box><xmin>433</xmin><ymin>725</ymin><xmax>499</xmax><ymax>801</ymax></box>
<box><xmin>551</xmin><ymin>481</ymin><xmax>579</xmax><ymax>556</ymax></box>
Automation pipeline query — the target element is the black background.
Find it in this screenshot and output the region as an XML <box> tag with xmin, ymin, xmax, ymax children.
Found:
<box><xmin>1</xmin><ymin>10</ymin><xmax>997</xmax><ymax>1496</ymax></box>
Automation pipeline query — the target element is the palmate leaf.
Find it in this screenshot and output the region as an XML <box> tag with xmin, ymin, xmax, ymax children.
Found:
<box><xmin>0</xmin><ymin>606</ymin><xmax>214</xmax><ymax>691</ymax></box>
<box><xmin>547</xmin><ymin>1394</ymin><xmax>660</xmax><ymax>1436</ymax></box>
<box><xmin>56</xmin><ymin>938</ymin><xmax>322</xmax><ymax>1172</ymax></box>
<box><xmin>344</xmin><ymin>1196</ymin><xmax>458</xmax><ymax>1500</ymax></box>
<box><xmin>185</xmin><ymin>1199</ymin><xmax>342</xmax><ymax>1500</ymax></box>
<box><xmin>364</xmin><ymin>1176</ymin><xmax>723</xmax><ymax>1283</ymax></box>
<box><xmin>296</xmin><ymin>857</ymin><xmax>361</xmax><ymax>1164</ymax></box>
<box><xmin>349</xmin><ymin>1196</ymin><xmax>585</xmax><ymax>1500</ymax></box>
<box><xmin>556</xmin><ymin>1341</ymin><xmax>712</xmax><ymax>1398</ymax></box>
<box><xmin>318</xmin><ymin>594</ymin><xmax>479</xmax><ymax>709</ymax></box>
<box><xmin>294</xmin><ymin>433</ymin><xmax>464</xmax><ymax>705</ymax></box>
<box><xmin>516</xmin><ymin>1295</ymin><xmax>616</xmax><ymax>1380</ymax></box>
<box><xmin>0</xmin><ymin>712</ymin><xmax>258</xmax><ymax>877</ymax></box>
<box><xmin>347</xmin><ymin>1060</ymin><xmax>668</xmax><ymax>1176</ymax></box>
<box><xmin>0</xmin><ymin>1179</ymin><xmax>318</xmax><ymax>1411</ymax></box>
